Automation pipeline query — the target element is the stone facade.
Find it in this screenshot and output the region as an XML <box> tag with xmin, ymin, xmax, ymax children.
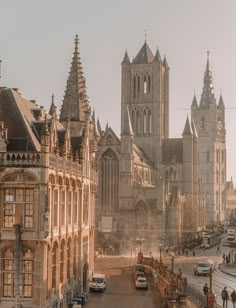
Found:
<box><xmin>0</xmin><ymin>36</ymin><xmax>97</xmax><ymax>307</ymax></box>
<box><xmin>95</xmin><ymin>41</ymin><xmax>206</xmax><ymax>253</ymax></box>
<box><xmin>225</xmin><ymin>179</ymin><xmax>236</xmax><ymax>220</ymax></box>
<box><xmin>191</xmin><ymin>53</ymin><xmax>227</xmax><ymax>225</ymax></box>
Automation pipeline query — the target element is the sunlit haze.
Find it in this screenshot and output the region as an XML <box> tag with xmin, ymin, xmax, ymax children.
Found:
<box><xmin>1</xmin><ymin>0</ymin><xmax>236</xmax><ymax>181</ymax></box>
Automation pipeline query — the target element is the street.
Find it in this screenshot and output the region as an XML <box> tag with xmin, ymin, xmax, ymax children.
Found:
<box><xmin>85</xmin><ymin>256</ymin><xmax>162</xmax><ymax>308</ymax></box>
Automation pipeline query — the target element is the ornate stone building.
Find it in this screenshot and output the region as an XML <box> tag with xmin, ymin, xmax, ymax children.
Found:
<box><xmin>225</xmin><ymin>178</ymin><xmax>236</xmax><ymax>220</ymax></box>
<box><xmin>95</xmin><ymin>41</ymin><xmax>206</xmax><ymax>253</ymax></box>
<box><xmin>191</xmin><ymin>53</ymin><xmax>226</xmax><ymax>225</ymax></box>
<box><xmin>0</xmin><ymin>36</ymin><xmax>97</xmax><ymax>307</ymax></box>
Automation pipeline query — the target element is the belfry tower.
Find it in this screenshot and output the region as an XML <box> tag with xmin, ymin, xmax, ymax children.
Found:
<box><xmin>191</xmin><ymin>53</ymin><xmax>226</xmax><ymax>224</ymax></box>
<box><xmin>121</xmin><ymin>41</ymin><xmax>169</xmax><ymax>166</ymax></box>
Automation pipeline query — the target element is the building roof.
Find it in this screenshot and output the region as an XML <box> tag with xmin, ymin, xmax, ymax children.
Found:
<box><xmin>0</xmin><ymin>87</ymin><xmax>65</xmax><ymax>152</ymax></box>
<box><xmin>132</xmin><ymin>41</ymin><xmax>154</xmax><ymax>64</ymax></box>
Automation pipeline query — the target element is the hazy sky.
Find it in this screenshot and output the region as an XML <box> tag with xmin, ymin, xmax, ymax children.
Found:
<box><xmin>1</xmin><ymin>0</ymin><xmax>236</xmax><ymax>180</ymax></box>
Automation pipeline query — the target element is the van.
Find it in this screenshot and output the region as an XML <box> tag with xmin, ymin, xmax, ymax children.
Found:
<box><xmin>89</xmin><ymin>274</ymin><xmax>106</xmax><ymax>292</ymax></box>
<box><xmin>227</xmin><ymin>229</ymin><xmax>235</xmax><ymax>241</ymax></box>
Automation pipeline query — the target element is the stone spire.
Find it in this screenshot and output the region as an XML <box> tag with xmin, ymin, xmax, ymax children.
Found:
<box><xmin>153</xmin><ymin>46</ymin><xmax>162</xmax><ymax>62</ymax></box>
<box><xmin>121</xmin><ymin>50</ymin><xmax>130</xmax><ymax>64</ymax></box>
<box><xmin>121</xmin><ymin>106</ymin><xmax>133</xmax><ymax>136</ymax></box>
<box><xmin>191</xmin><ymin>92</ymin><xmax>198</xmax><ymax>108</ymax></box>
<box><xmin>199</xmin><ymin>52</ymin><xmax>216</xmax><ymax>109</ymax></box>
<box><xmin>182</xmin><ymin>116</ymin><xmax>193</xmax><ymax>136</ymax></box>
<box><xmin>218</xmin><ymin>93</ymin><xmax>224</xmax><ymax>109</ymax></box>
<box><xmin>49</xmin><ymin>94</ymin><xmax>57</xmax><ymax>117</ymax></box>
<box><xmin>60</xmin><ymin>35</ymin><xmax>90</xmax><ymax>122</ymax></box>
<box><xmin>132</xmin><ymin>41</ymin><xmax>154</xmax><ymax>64</ymax></box>
<box><xmin>97</xmin><ymin>117</ymin><xmax>102</xmax><ymax>135</ymax></box>
<box><xmin>163</xmin><ymin>55</ymin><xmax>169</xmax><ymax>69</ymax></box>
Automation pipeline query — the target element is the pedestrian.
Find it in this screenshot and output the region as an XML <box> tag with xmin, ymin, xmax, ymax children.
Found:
<box><xmin>178</xmin><ymin>268</ymin><xmax>182</xmax><ymax>279</ymax></box>
<box><xmin>185</xmin><ymin>249</ymin><xmax>188</xmax><ymax>257</ymax></box>
<box><xmin>221</xmin><ymin>287</ymin><xmax>229</xmax><ymax>308</ymax></box>
<box><xmin>231</xmin><ymin>289</ymin><xmax>236</xmax><ymax>308</ymax></box>
<box><xmin>223</xmin><ymin>253</ymin><xmax>226</xmax><ymax>264</ymax></box>
<box><xmin>182</xmin><ymin>247</ymin><xmax>185</xmax><ymax>255</ymax></box>
<box><xmin>216</xmin><ymin>245</ymin><xmax>220</xmax><ymax>254</ymax></box>
<box><xmin>192</xmin><ymin>250</ymin><xmax>195</xmax><ymax>257</ymax></box>
<box><xmin>203</xmin><ymin>283</ymin><xmax>209</xmax><ymax>295</ymax></box>
<box><xmin>226</xmin><ymin>256</ymin><xmax>230</xmax><ymax>266</ymax></box>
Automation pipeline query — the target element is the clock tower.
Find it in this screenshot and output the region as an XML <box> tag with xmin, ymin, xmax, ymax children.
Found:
<box><xmin>191</xmin><ymin>53</ymin><xmax>226</xmax><ymax>225</ymax></box>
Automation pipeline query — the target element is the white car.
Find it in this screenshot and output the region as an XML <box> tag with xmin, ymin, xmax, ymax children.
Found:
<box><xmin>89</xmin><ymin>274</ymin><xmax>106</xmax><ymax>292</ymax></box>
<box><xmin>194</xmin><ymin>262</ymin><xmax>210</xmax><ymax>276</ymax></box>
<box><xmin>135</xmin><ymin>277</ymin><xmax>148</xmax><ymax>289</ymax></box>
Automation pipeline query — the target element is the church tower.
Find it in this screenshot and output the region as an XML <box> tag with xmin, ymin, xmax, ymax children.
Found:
<box><xmin>191</xmin><ymin>53</ymin><xmax>226</xmax><ymax>224</ymax></box>
<box><xmin>121</xmin><ymin>41</ymin><xmax>169</xmax><ymax>167</ymax></box>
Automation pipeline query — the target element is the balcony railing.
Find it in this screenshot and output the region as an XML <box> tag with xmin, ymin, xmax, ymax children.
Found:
<box><xmin>1</xmin><ymin>152</ymin><xmax>41</xmax><ymax>166</ymax></box>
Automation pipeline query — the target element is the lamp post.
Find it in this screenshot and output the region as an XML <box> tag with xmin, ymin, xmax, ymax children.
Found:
<box><xmin>159</xmin><ymin>243</ymin><xmax>163</xmax><ymax>262</ymax></box>
<box><xmin>207</xmin><ymin>262</ymin><xmax>216</xmax><ymax>308</ymax></box>
<box><xmin>170</xmin><ymin>252</ymin><xmax>175</xmax><ymax>273</ymax></box>
<box><xmin>136</xmin><ymin>237</ymin><xmax>145</xmax><ymax>252</ymax></box>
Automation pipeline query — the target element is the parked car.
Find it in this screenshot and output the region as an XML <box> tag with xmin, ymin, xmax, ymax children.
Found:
<box><xmin>135</xmin><ymin>277</ymin><xmax>148</xmax><ymax>289</ymax></box>
<box><xmin>72</xmin><ymin>293</ymin><xmax>87</xmax><ymax>305</ymax></box>
<box><xmin>68</xmin><ymin>297</ymin><xmax>82</xmax><ymax>308</ymax></box>
<box><xmin>133</xmin><ymin>263</ymin><xmax>145</xmax><ymax>277</ymax></box>
<box><xmin>194</xmin><ymin>262</ymin><xmax>210</xmax><ymax>276</ymax></box>
<box><xmin>134</xmin><ymin>271</ymin><xmax>145</xmax><ymax>281</ymax></box>
<box><xmin>89</xmin><ymin>274</ymin><xmax>106</xmax><ymax>292</ymax></box>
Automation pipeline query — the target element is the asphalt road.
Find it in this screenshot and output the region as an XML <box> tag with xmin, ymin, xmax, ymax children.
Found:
<box><xmin>85</xmin><ymin>256</ymin><xmax>163</xmax><ymax>308</ymax></box>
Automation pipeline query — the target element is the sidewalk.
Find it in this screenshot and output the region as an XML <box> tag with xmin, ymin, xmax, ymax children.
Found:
<box><xmin>219</xmin><ymin>263</ymin><xmax>236</xmax><ymax>277</ymax></box>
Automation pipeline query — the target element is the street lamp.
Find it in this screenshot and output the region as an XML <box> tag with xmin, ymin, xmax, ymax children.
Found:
<box><xmin>136</xmin><ymin>237</ymin><xmax>145</xmax><ymax>252</ymax></box>
<box><xmin>170</xmin><ymin>252</ymin><xmax>175</xmax><ymax>273</ymax></box>
<box><xmin>159</xmin><ymin>243</ymin><xmax>163</xmax><ymax>262</ymax></box>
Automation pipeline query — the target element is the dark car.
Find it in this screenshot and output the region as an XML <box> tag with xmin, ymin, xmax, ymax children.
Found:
<box><xmin>72</xmin><ymin>293</ymin><xmax>87</xmax><ymax>305</ymax></box>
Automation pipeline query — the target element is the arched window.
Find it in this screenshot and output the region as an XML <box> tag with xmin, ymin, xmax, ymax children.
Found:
<box><xmin>60</xmin><ymin>241</ymin><xmax>65</xmax><ymax>284</ymax></box>
<box><xmin>67</xmin><ymin>239</ymin><xmax>72</xmax><ymax>279</ymax></box>
<box><xmin>67</xmin><ymin>190</ymin><xmax>72</xmax><ymax>225</ymax></box>
<box><xmin>148</xmin><ymin>75</ymin><xmax>151</xmax><ymax>93</ymax></box>
<box><xmin>221</xmin><ymin>150</ymin><xmax>224</xmax><ymax>163</ymax></box>
<box><xmin>148</xmin><ymin>110</ymin><xmax>152</xmax><ymax>133</ymax></box>
<box><xmin>216</xmin><ymin>170</ymin><xmax>219</xmax><ymax>184</ymax></box>
<box><xmin>216</xmin><ymin>191</ymin><xmax>219</xmax><ymax>205</ymax></box>
<box><xmin>52</xmin><ymin>243</ymin><xmax>58</xmax><ymax>289</ymax></box>
<box><xmin>73</xmin><ymin>191</ymin><xmax>78</xmax><ymax>224</ymax></box>
<box><xmin>133</xmin><ymin>76</ymin><xmax>136</xmax><ymax>99</ymax></box>
<box><xmin>144</xmin><ymin>76</ymin><xmax>147</xmax><ymax>94</ymax></box>
<box><xmin>53</xmin><ymin>189</ymin><xmax>58</xmax><ymax>227</ymax></box>
<box><xmin>60</xmin><ymin>190</ymin><xmax>66</xmax><ymax>226</ymax></box>
<box><xmin>99</xmin><ymin>149</ymin><xmax>119</xmax><ymax>213</ymax></box>
<box><xmin>216</xmin><ymin>149</ymin><xmax>219</xmax><ymax>163</ymax></box>
<box><xmin>221</xmin><ymin>170</ymin><xmax>224</xmax><ymax>184</ymax></box>
<box><xmin>137</xmin><ymin>76</ymin><xmax>140</xmax><ymax>93</ymax></box>
<box><xmin>83</xmin><ymin>186</ymin><xmax>89</xmax><ymax>224</ymax></box>
<box><xmin>143</xmin><ymin>110</ymin><xmax>147</xmax><ymax>133</ymax></box>
<box><xmin>136</xmin><ymin>109</ymin><xmax>140</xmax><ymax>133</ymax></box>
<box><xmin>207</xmin><ymin>150</ymin><xmax>210</xmax><ymax>163</ymax></box>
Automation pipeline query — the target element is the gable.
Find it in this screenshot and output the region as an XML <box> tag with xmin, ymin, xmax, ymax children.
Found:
<box><xmin>98</xmin><ymin>127</ymin><xmax>120</xmax><ymax>147</ymax></box>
